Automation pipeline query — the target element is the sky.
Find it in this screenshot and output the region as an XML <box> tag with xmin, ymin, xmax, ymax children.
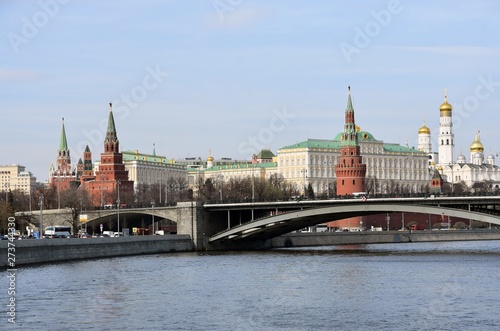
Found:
<box><xmin>2</xmin><ymin>0</ymin><xmax>500</xmax><ymax>182</ymax></box>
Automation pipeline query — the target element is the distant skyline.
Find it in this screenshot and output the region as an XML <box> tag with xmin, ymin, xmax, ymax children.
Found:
<box><xmin>2</xmin><ymin>1</ymin><xmax>500</xmax><ymax>182</ymax></box>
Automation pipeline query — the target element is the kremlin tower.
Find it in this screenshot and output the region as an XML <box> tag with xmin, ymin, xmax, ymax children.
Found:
<box><xmin>49</xmin><ymin>118</ymin><xmax>77</xmax><ymax>193</ymax></box>
<box><xmin>86</xmin><ymin>103</ymin><xmax>134</xmax><ymax>207</ymax></box>
<box><xmin>335</xmin><ymin>86</ymin><xmax>366</xmax><ymax>195</ymax></box>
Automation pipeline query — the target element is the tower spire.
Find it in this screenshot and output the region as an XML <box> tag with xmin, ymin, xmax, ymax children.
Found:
<box><xmin>342</xmin><ymin>86</ymin><xmax>358</xmax><ymax>147</ymax></box>
<box><xmin>59</xmin><ymin>117</ymin><xmax>69</xmax><ymax>152</ymax></box>
<box><xmin>105</xmin><ymin>102</ymin><xmax>119</xmax><ymax>152</ymax></box>
<box><xmin>335</xmin><ymin>86</ymin><xmax>366</xmax><ymax>196</ymax></box>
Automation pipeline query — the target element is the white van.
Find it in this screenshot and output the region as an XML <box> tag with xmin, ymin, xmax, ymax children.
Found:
<box><xmin>316</xmin><ymin>224</ymin><xmax>328</xmax><ymax>232</ymax></box>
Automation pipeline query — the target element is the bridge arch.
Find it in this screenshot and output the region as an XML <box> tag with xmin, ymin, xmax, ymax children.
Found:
<box><xmin>210</xmin><ymin>203</ymin><xmax>500</xmax><ymax>242</ymax></box>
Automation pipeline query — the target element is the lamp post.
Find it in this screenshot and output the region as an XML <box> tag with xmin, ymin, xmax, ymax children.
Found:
<box><xmin>116</xmin><ymin>180</ymin><xmax>121</xmax><ymax>235</ymax></box>
<box><xmin>165</xmin><ymin>170</ymin><xmax>169</xmax><ymax>206</ymax></box>
<box><xmin>251</xmin><ymin>164</ymin><xmax>255</xmax><ymax>202</ymax></box>
<box><xmin>386</xmin><ymin>213</ymin><xmax>390</xmax><ymax>231</ymax></box>
<box><xmin>300</xmin><ymin>169</ymin><xmax>307</xmax><ymax>196</ymax></box>
<box><xmin>324</xmin><ymin>159</ymin><xmax>330</xmax><ymax>199</ymax></box>
<box><xmin>151</xmin><ymin>200</ymin><xmax>155</xmax><ymax>235</ymax></box>
<box><xmin>3</xmin><ymin>182</ymin><xmax>8</xmax><ymax>203</ymax></box>
<box><xmin>57</xmin><ymin>174</ymin><xmax>61</xmax><ymax>209</ymax></box>
<box><xmin>39</xmin><ymin>194</ymin><xmax>44</xmax><ymax>239</ymax></box>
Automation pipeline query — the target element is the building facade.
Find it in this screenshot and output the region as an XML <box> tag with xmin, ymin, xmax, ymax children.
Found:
<box><xmin>0</xmin><ymin>164</ymin><xmax>37</xmax><ymax>196</ymax></box>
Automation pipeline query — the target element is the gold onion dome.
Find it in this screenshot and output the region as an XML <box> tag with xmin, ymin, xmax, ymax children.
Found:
<box><xmin>437</xmin><ymin>165</ymin><xmax>443</xmax><ymax>171</ymax></box>
<box><xmin>418</xmin><ymin>123</ymin><xmax>430</xmax><ymax>134</ymax></box>
<box><xmin>470</xmin><ymin>132</ymin><xmax>484</xmax><ymax>152</ymax></box>
<box><xmin>439</xmin><ymin>89</ymin><xmax>452</xmax><ymax>116</ymax></box>
<box><xmin>207</xmin><ymin>155</ymin><xmax>214</xmax><ymax>162</ymax></box>
<box><xmin>355</xmin><ymin>125</ymin><xmax>361</xmax><ymax>132</ymax></box>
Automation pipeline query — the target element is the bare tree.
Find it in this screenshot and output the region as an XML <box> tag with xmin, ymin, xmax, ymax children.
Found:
<box><xmin>60</xmin><ymin>187</ymin><xmax>91</xmax><ymax>235</ymax></box>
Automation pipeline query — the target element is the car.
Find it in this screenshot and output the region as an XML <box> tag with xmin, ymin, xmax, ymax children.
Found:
<box><xmin>100</xmin><ymin>234</ymin><xmax>110</xmax><ymax>238</ymax></box>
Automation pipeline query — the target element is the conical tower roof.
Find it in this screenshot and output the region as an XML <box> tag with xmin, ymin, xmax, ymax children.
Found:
<box><xmin>105</xmin><ymin>102</ymin><xmax>119</xmax><ymax>145</ymax></box>
<box><xmin>341</xmin><ymin>86</ymin><xmax>359</xmax><ymax>147</ymax></box>
<box><xmin>59</xmin><ymin>117</ymin><xmax>69</xmax><ymax>152</ymax></box>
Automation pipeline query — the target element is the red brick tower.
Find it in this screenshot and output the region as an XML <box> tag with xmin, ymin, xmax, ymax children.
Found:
<box><xmin>335</xmin><ymin>86</ymin><xmax>366</xmax><ymax>195</ymax></box>
<box><xmin>49</xmin><ymin>118</ymin><xmax>77</xmax><ymax>193</ymax></box>
<box><xmin>87</xmin><ymin>103</ymin><xmax>134</xmax><ymax>207</ymax></box>
<box><xmin>78</xmin><ymin>145</ymin><xmax>95</xmax><ymax>183</ymax></box>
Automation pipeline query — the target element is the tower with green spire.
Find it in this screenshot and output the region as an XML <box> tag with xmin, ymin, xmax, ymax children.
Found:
<box><xmin>57</xmin><ymin>117</ymin><xmax>72</xmax><ymax>174</ymax></box>
<box><xmin>89</xmin><ymin>103</ymin><xmax>134</xmax><ymax>207</ymax></box>
<box><xmin>335</xmin><ymin>86</ymin><xmax>366</xmax><ymax>195</ymax></box>
<box><xmin>50</xmin><ymin>117</ymin><xmax>77</xmax><ymax>196</ymax></box>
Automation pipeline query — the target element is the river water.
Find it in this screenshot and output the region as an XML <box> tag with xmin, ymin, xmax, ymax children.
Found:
<box><xmin>2</xmin><ymin>241</ymin><xmax>500</xmax><ymax>331</ymax></box>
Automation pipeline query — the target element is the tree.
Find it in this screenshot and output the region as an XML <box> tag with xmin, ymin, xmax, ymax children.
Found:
<box><xmin>306</xmin><ymin>183</ymin><xmax>315</xmax><ymax>200</ymax></box>
<box><xmin>60</xmin><ymin>187</ymin><xmax>91</xmax><ymax>235</ymax></box>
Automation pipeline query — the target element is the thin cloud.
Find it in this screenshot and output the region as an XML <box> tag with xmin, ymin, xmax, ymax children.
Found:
<box><xmin>383</xmin><ymin>45</ymin><xmax>500</xmax><ymax>56</ymax></box>
<box><xmin>206</xmin><ymin>4</ymin><xmax>270</xmax><ymax>29</ymax></box>
<box><xmin>0</xmin><ymin>68</ymin><xmax>39</xmax><ymax>82</ymax></box>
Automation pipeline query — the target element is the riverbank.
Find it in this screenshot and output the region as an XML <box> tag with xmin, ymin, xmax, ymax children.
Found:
<box><xmin>271</xmin><ymin>229</ymin><xmax>500</xmax><ymax>248</ymax></box>
<box><xmin>0</xmin><ymin>235</ymin><xmax>192</xmax><ymax>267</ymax></box>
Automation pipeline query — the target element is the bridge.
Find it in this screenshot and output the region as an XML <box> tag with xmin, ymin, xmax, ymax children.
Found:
<box><xmin>15</xmin><ymin>196</ymin><xmax>500</xmax><ymax>250</ymax></box>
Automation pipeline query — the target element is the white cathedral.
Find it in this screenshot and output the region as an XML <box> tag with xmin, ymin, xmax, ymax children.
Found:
<box><xmin>417</xmin><ymin>91</ymin><xmax>500</xmax><ymax>190</ymax></box>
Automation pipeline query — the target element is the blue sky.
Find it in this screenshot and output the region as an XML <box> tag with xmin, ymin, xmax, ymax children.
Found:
<box><xmin>2</xmin><ymin>0</ymin><xmax>500</xmax><ymax>182</ymax></box>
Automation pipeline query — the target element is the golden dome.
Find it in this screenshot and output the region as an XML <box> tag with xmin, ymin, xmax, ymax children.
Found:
<box><xmin>207</xmin><ymin>156</ymin><xmax>214</xmax><ymax>162</ymax></box>
<box><xmin>355</xmin><ymin>125</ymin><xmax>361</xmax><ymax>132</ymax></box>
<box><xmin>470</xmin><ymin>132</ymin><xmax>484</xmax><ymax>152</ymax></box>
<box><xmin>418</xmin><ymin>123</ymin><xmax>430</xmax><ymax>134</ymax></box>
<box><xmin>437</xmin><ymin>165</ymin><xmax>443</xmax><ymax>171</ymax></box>
<box><xmin>439</xmin><ymin>89</ymin><xmax>452</xmax><ymax>116</ymax></box>
<box><xmin>439</xmin><ymin>99</ymin><xmax>452</xmax><ymax>112</ymax></box>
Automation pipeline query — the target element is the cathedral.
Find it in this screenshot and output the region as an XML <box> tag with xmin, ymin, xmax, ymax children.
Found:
<box><xmin>418</xmin><ymin>91</ymin><xmax>500</xmax><ymax>190</ymax></box>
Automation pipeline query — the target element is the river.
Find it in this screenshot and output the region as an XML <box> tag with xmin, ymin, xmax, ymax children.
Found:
<box><xmin>2</xmin><ymin>241</ymin><xmax>500</xmax><ymax>330</ymax></box>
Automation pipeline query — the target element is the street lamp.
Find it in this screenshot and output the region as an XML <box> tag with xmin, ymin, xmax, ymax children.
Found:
<box><xmin>151</xmin><ymin>200</ymin><xmax>155</xmax><ymax>235</ymax></box>
<box><xmin>39</xmin><ymin>194</ymin><xmax>44</xmax><ymax>239</ymax></box>
<box><xmin>300</xmin><ymin>169</ymin><xmax>307</xmax><ymax>196</ymax></box>
<box><xmin>386</xmin><ymin>213</ymin><xmax>390</xmax><ymax>231</ymax></box>
<box><xmin>3</xmin><ymin>182</ymin><xmax>8</xmax><ymax>202</ymax></box>
<box><xmin>117</xmin><ymin>180</ymin><xmax>121</xmax><ymax>235</ymax></box>
<box><xmin>99</xmin><ymin>174</ymin><xmax>107</xmax><ymax>208</ymax></box>
<box><xmin>57</xmin><ymin>173</ymin><xmax>61</xmax><ymax>209</ymax></box>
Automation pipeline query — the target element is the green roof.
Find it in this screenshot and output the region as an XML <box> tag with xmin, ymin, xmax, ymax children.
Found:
<box><xmin>280</xmin><ymin>132</ymin><xmax>426</xmax><ymax>155</ymax></box>
<box><xmin>256</xmin><ymin>149</ymin><xmax>275</xmax><ymax>159</ymax></box>
<box><xmin>333</xmin><ymin>130</ymin><xmax>377</xmax><ymax>142</ymax></box>
<box><xmin>190</xmin><ymin>162</ymin><xmax>277</xmax><ymax>173</ymax></box>
<box><xmin>122</xmin><ymin>150</ymin><xmax>168</xmax><ymax>163</ymax></box>
<box><xmin>280</xmin><ymin>139</ymin><xmax>342</xmax><ymax>150</ymax></box>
